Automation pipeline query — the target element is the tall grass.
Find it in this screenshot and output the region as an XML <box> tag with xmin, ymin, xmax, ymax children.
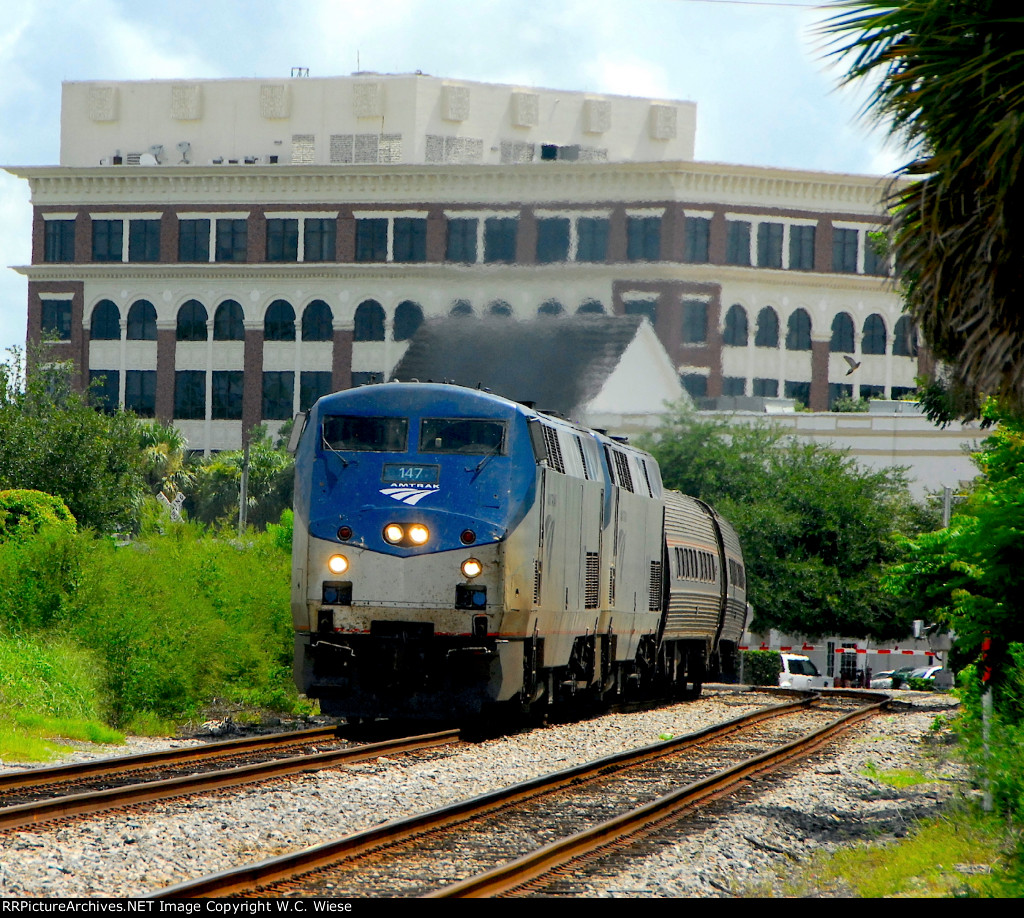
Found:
<box><xmin>0</xmin><ymin>508</ymin><xmax>298</xmax><ymax>737</ymax></box>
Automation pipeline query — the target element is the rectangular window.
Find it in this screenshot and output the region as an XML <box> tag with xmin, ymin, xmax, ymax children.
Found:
<box><xmin>626</xmin><ymin>216</ymin><xmax>661</xmax><ymax>261</ymax></box>
<box><xmin>784</xmin><ymin>380</ymin><xmax>811</xmax><ymax>405</ymax></box>
<box><xmin>753</xmin><ymin>377</ymin><xmax>778</xmax><ymax>398</ymax></box>
<box><xmin>725</xmin><ymin>221</ymin><xmax>751</xmax><ymax>266</ymax></box>
<box><xmin>300</xmin><ymin>371</ymin><xmax>333</xmax><ymax>411</ymax></box>
<box><xmin>683</xmin><ymin>216</ymin><xmax>710</xmax><ymax>263</ymax></box>
<box><xmin>322</xmin><ymin>415</ymin><xmax>408</xmax><ymax>451</ymax></box>
<box><xmin>215</xmin><ymin>219</ymin><xmax>248</xmax><ymax>262</ymax></box>
<box><xmin>211</xmin><ymin>371</ymin><xmax>244</xmax><ymax>420</ymax></box>
<box><xmin>266</xmin><ymin>218</ymin><xmax>299</xmax><ymax>262</ymax></box>
<box><xmin>864</xmin><ymin>233</ymin><xmax>888</xmax><ymax>275</ymax></box>
<box><xmin>392</xmin><ymin>218</ymin><xmax>427</xmax><ymax>262</ymax></box>
<box><xmin>355</xmin><ymin>218</ymin><xmax>388</xmax><ymax>262</ymax></box>
<box><xmin>680</xmin><ymin>374</ymin><xmax>708</xmax><ymax>399</ymax></box>
<box><xmin>789</xmin><ymin>224</ymin><xmax>815</xmax><ymax>270</ymax></box>
<box><xmin>757</xmin><ymin>222</ymin><xmax>784</xmax><ymax>269</ymax></box>
<box><xmin>681</xmin><ymin>300</ymin><xmax>708</xmax><ymax>344</ymax></box>
<box><xmin>722</xmin><ymin>376</ymin><xmax>746</xmax><ymax>396</ymax></box>
<box><xmin>91</xmin><ymin>219</ymin><xmax>123</xmax><ymax>262</ymax></box>
<box><xmin>535</xmin><ymin>217</ymin><xmax>570</xmax><ymax>263</ymax></box>
<box><xmin>576</xmin><ymin>217</ymin><xmax>609</xmax><ymax>262</ymax></box>
<box><xmin>178</xmin><ymin>219</ymin><xmax>210</xmax><ymax>262</ymax></box>
<box><xmin>262</xmin><ymin>371</ymin><xmax>295</xmax><ymax>420</ymax></box>
<box><xmin>483</xmin><ymin>217</ymin><xmax>518</xmax><ymax>263</ymax></box>
<box><xmin>128</xmin><ymin>219</ymin><xmax>161</xmax><ymax>263</ymax></box>
<box><xmin>832</xmin><ymin>228</ymin><xmax>859</xmax><ymax>273</ymax></box>
<box><xmin>446</xmin><ymin>218</ymin><xmax>478</xmax><ymax>263</ymax></box>
<box><xmin>419</xmin><ymin>418</ymin><xmax>505</xmax><ymax>454</ymax></box>
<box><xmin>350</xmin><ymin>371</ymin><xmax>384</xmax><ymax>387</ymax></box>
<box><xmin>624</xmin><ymin>299</ymin><xmax>657</xmax><ymax>327</ymax></box>
<box><xmin>304</xmin><ymin>218</ymin><xmax>336</xmax><ymax>262</ymax></box>
<box><xmin>859</xmin><ymin>384</ymin><xmax>886</xmax><ymax>399</ymax></box>
<box><xmin>174</xmin><ymin>370</ymin><xmax>206</xmax><ymax>420</ymax></box>
<box><xmin>40</xmin><ymin>299</ymin><xmax>72</xmax><ymax>341</ymax></box>
<box><xmin>44</xmin><ymin>220</ymin><xmax>75</xmax><ymax>262</ymax></box>
<box><xmin>125</xmin><ymin>370</ymin><xmax>157</xmax><ymax>417</ymax></box>
<box><xmin>828</xmin><ymin>382</ymin><xmax>853</xmax><ymax>407</ymax></box>
<box><xmin>89</xmin><ymin>370</ymin><xmax>119</xmax><ymax>413</ymax></box>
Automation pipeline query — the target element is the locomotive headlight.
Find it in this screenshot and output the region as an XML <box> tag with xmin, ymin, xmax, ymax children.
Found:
<box><xmin>383</xmin><ymin>523</ymin><xmax>404</xmax><ymax>544</ymax></box>
<box><xmin>408</xmin><ymin>524</ymin><xmax>429</xmax><ymax>545</ymax></box>
<box><xmin>461</xmin><ymin>558</ymin><xmax>483</xmax><ymax>579</ymax></box>
<box><xmin>327</xmin><ymin>554</ymin><xmax>349</xmax><ymax>575</ymax></box>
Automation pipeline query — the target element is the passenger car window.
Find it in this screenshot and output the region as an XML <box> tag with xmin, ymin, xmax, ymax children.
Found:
<box><xmin>322</xmin><ymin>416</ymin><xmax>408</xmax><ymax>452</ymax></box>
<box><xmin>419</xmin><ymin>418</ymin><xmax>506</xmax><ymax>454</ymax></box>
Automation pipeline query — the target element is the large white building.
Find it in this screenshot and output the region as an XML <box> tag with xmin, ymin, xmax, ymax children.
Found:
<box><xmin>7</xmin><ymin>72</ymin><xmax>926</xmax><ymax>452</ymax></box>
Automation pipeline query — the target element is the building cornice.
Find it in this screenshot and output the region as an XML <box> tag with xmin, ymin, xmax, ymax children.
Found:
<box><xmin>5</xmin><ymin>161</ymin><xmax>900</xmax><ymax>215</ymax></box>
<box><xmin>13</xmin><ymin>260</ymin><xmax>900</xmax><ymax>295</ymax></box>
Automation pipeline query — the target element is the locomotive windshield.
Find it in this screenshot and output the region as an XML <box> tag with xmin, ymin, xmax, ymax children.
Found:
<box><xmin>322</xmin><ymin>416</ymin><xmax>408</xmax><ymax>452</ymax></box>
<box><xmin>419</xmin><ymin>418</ymin><xmax>506</xmax><ymax>455</ymax></box>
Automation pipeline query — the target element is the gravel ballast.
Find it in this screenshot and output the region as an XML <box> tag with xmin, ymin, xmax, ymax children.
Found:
<box><xmin>0</xmin><ymin>689</ymin><xmax>962</xmax><ymax>898</ymax></box>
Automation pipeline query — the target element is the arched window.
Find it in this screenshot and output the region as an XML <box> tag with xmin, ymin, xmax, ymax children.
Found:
<box><xmin>830</xmin><ymin>313</ymin><xmax>855</xmax><ymax>353</ymax></box>
<box><xmin>264</xmin><ymin>300</ymin><xmax>296</xmax><ymax>342</ymax></box>
<box><xmin>126</xmin><ymin>300</ymin><xmax>157</xmax><ymax>341</ymax></box>
<box><xmin>176</xmin><ymin>299</ymin><xmax>208</xmax><ymax>341</ymax></box>
<box><xmin>862</xmin><ymin>314</ymin><xmax>887</xmax><ymax>355</ymax></box>
<box><xmin>893</xmin><ymin>316</ymin><xmax>918</xmax><ymax>357</ymax></box>
<box><xmin>302</xmin><ymin>300</ymin><xmax>333</xmax><ymax>342</ymax></box>
<box><xmin>537</xmin><ymin>299</ymin><xmax>563</xmax><ymax>317</ymax></box>
<box><xmin>577</xmin><ymin>299</ymin><xmax>605</xmax><ymax>315</ymax></box>
<box><xmin>354</xmin><ymin>300</ymin><xmax>385</xmax><ymax>341</ymax></box>
<box><xmin>450</xmin><ymin>299</ymin><xmax>474</xmax><ymax>317</ymax></box>
<box><xmin>393</xmin><ymin>300</ymin><xmax>424</xmax><ymax>342</ymax></box>
<box><xmin>213</xmin><ymin>300</ymin><xmax>245</xmax><ymax>341</ymax></box>
<box><xmin>90</xmin><ymin>300</ymin><xmax>120</xmax><ymax>340</ymax></box>
<box><xmin>754</xmin><ymin>306</ymin><xmax>779</xmax><ymax>348</ymax></box>
<box><xmin>785</xmin><ymin>308</ymin><xmax>812</xmax><ymax>351</ymax></box>
<box><xmin>487</xmin><ymin>300</ymin><xmax>513</xmax><ymax>318</ymax></box>
<box><xmin>722</xmin><ymin>304</ymin><xmax>748</xmax><ymax>346</ymax></box>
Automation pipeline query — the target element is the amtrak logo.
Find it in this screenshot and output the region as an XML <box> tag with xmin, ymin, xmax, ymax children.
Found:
<box><xmin>380</xmin><ymin>484</ymin><xmax>439</xmax><ymax>505</ymax></box>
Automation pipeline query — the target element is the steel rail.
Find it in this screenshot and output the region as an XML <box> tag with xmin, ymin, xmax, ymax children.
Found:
<box><xmin>145</xmin><ymin>695</ymin><xmax>819</xmax><ymax>899</ymax></box>
<box><xmin>0</xmin><ymin>729</ymin><xmax>459</xmax><ymax>833</ymax></box>
<box><xmin>0</xmin><ymin>726</ymin><xmax>343</xmax><ymax>793</ymax></box>
<box><xmin>427</xmin><ymin>697</ymin><xmax>887</xmax><ymax>898</ymax></box>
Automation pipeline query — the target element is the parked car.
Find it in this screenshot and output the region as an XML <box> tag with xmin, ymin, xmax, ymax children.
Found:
<box><xmin>870</xmin><ymin>666</ymin><xmax>917</xmax><ymax>689</ymax></box>
<box><xmin>778</xmin><ymin>653</ymin><xmax>833</xmax><ymax>690</ymax></box>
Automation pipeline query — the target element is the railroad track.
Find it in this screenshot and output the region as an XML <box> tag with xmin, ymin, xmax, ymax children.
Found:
<box><xmin>0</xmin><ymin>727</ymin><xmax>460</xmax><ymax>832</ymax></box>
<box><xmin>145</xmin><ymin>691</ymin><xmax>887</xmax><ymax>898</ymax></box>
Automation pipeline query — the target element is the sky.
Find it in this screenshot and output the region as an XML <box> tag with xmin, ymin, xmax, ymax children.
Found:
<box><xmin>0</xmin><ymin>0</ymin><xmax>904</xmax><ymax>359</ymax></box>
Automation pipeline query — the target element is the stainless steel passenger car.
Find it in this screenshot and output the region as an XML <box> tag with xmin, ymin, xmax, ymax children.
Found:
<box><xmin>291</xmin><ymin>383</ymin><xmax>747</xmax><ymax>720</ymax></box>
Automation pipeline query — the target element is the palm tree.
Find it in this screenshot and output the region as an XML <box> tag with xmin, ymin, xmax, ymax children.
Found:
<box><xmin>824</xmin><ymin>2</ymin><xmax>1024</xmax><ymax>414</ymax></box>
<box><xmin>137</xmin><ymin>420</ymin><xmax>193</xmax><ymax>497</ymax></box>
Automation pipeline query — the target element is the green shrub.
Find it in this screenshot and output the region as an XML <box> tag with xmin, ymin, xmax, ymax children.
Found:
<box><xmin>0</xmin><ymin>633</ymin><xmax>107</xmax><ymax>720</ymax></box>
<box><xmin>0</xmin><ymin>526</ymin><xmax>85</xmax><ymax>630</ymax></box>
<box><xmin>0</xmin><ymin>489</ymin><xmax>76</xmax><ymax>542</ymax></box>
<box><xmin>743</xmin><ymin>650</ymin><xmax>782</xmax><ymax>686</ymax></box>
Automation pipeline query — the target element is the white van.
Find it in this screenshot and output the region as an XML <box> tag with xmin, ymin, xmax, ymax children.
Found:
<box><xmin>779</xmin><ymin>653</ymin><xmax>833</xmax><ymax>690</ymax></box>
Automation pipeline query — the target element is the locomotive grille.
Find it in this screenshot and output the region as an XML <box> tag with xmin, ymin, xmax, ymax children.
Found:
<box><xmin>574</xmin><ymin>436</ymin><xmax>592</xmax><ymax>480</ymax></box>
<box><xmin>584</xmin><ymin>552</ymin><xmax>599</xmax><ymax>608</ymax></box>
<box><xmin>649</xmin><ymin>560</ymin><xmax>663</xmax><ymax>611</ymax></box>
<box><xmin>612</xmin><ymin>449</ymin><xmax>634</xmax><ymax>493</ymax></box>
<box><xmin>533</xmin><ymin>559</ymin><xmax>542</xmax><ymax>605</ymax></box>
<box><xmin>609</xmin><ymin>566</ymin><xmax>616</xmax><ymax>605</ymax></box>
<box><xmin>542</xmin><ymin>425</ymin><xmax>565</xmax><ymax>473</ymax></box>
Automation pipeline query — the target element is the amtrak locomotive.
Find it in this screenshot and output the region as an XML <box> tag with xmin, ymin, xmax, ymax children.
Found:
<box><xmin>291</xmin><ymin>382</ymin><xmax>747</xmax><ymax>721</ymax></box>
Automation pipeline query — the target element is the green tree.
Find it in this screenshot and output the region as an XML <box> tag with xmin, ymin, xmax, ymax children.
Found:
<box><xmin>641</xmin><ymin>406</ymin><xmax>932</xmax><ymax>637</ymax></box>
<box><xmin>826</xmin><ymin>2</ymin><xmax>1024</xmax><ymax>414</ymax></box>
<box><xmin>137</xmin><ymin>420</ymin><xmax>193</xmax><ymax>498</ymax></box>
<box><xmin>189</xmin><ymin>427</ymin><xmax>293</xmax><ymax>530</ymax></box>
<box><xmin>0</xmin><ymin>348</ymin><xmax>145</xmax><ymax>533</ymax></box>
<box><xmin>886</xmin><ymin>402</ymin><xmax>1024</xmax><ymax>680</ymax></box>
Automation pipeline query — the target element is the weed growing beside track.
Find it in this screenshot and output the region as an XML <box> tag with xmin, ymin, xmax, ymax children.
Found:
<box><xmin>0</xmin><ymin>514</ymin><xmax>300</xmax><ymax>760</ymax></box>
